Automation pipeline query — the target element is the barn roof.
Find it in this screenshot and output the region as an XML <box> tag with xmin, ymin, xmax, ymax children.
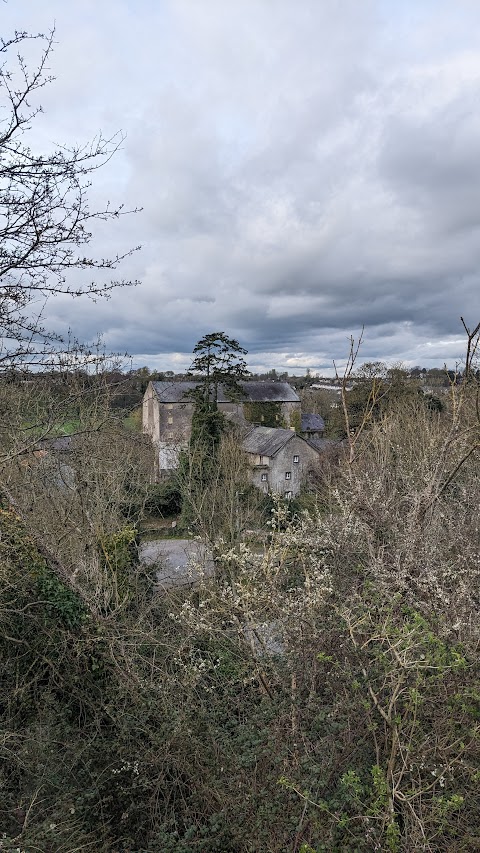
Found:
<box><xmin>241</xmin><ymin>380</ymin><xmax>299</xmax><ymax>402</ymax></box>
<box><xmin>243</xmin><ymin>426</ymin><xmax>301</xmax><ymax>457</ymax></box>
<box><xmin>151</xmin><ymin>381</ymin><xmax>202</xmax><ymax>402</ymax></box>
<box><xmin>305</xmin><ymin>437</ymin><xmax>338</xmax><ymax>452</ymax></box>
<box><xmin>151</xmin><ymin>380</ymin><xmax>299</xmax><ymax>404</ymax></box>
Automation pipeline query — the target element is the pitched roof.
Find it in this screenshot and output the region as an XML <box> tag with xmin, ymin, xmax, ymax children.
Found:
<box><xmin>243</xmin><ymin>426</ymin><xmax>298</xmax><ymax>457</ymax></box>
<box><xmin>151</xmin><ymin>381</ymin><xmax>202</xmax><ymax>403</ymax></box>
<box><xmin>151</xmin><ymin>380</ymin><xmax>300</xmax><ymax>404</ymax></box>
<box><xmin>305</xmin><ymin>437</ymin><xmax>338</xmax><ymax>451</ymax></box>
<box><xmin>241</xmin><ymin>380</ymin><xmax>299</xmax><ymax>402</ymax></box>
<box><xmin>301</xmin><ymin>412</ymin><xmax>325</xmax><ymax>432</ymax></box>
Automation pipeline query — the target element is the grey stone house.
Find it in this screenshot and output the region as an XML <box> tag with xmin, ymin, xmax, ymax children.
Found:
<box><xmin>243</xmin><ymin>426</ymin><xmax>319</xmax><ymax>497</ymax></box>
<box><xmin>143</xmin><ymin>380</ymin><xmax>302</xmax><ymax>470</ymax></box>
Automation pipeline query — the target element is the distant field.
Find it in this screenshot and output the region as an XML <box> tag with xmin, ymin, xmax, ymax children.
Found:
<box><xmin>21</xmin><ymin>407</ymin><xmax>143</xmax><ymax>438</ymax></box>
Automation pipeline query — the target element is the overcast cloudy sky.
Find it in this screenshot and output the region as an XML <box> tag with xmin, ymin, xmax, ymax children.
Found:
<box><xmin>4</xmin><ymin>0</ymin><xmax>480</xmax><ymax>373</ymax></box>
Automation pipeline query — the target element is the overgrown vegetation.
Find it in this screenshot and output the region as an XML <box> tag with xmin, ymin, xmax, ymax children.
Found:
<box><xmin>243</xmin><ymin>400</ymin><xmax>286</xmax><ymax>427</ymax></box>
<box><xmin>1</xmin><ymin>326</ymin><xmax>480</xmax><ymax>850</ymax></box>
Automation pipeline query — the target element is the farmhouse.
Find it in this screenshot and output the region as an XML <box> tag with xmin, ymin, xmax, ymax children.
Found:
<box><xmin>243</xmin><ymin>426</ymin><xmax>319</xmax><ymax>497</ymax></box>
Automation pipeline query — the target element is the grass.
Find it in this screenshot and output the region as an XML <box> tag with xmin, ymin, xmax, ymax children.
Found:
<box><xmin>54</xmin><ymin>419</ymin><xmax>80</xmax><ymax>435</ymax></box>
<box><xmin>22</xmin><ymin>408</ymin><xmax>143</xmax><ymax>438</ymax></box>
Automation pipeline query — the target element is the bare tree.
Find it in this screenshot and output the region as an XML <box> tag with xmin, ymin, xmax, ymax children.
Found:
<box><xmin>0</xmin><ymin>25</ymin><xmax>144</xmax><ymax>613</ymax></box>
<box><xmin>2</xmin><ymin>371</ymin><xmax>155</xmax><ymax>612</ymax></box>
<box><xmin>0</xmin><ymin>28</ymin><xmax>139</xmax><ymax>368</ymax></box>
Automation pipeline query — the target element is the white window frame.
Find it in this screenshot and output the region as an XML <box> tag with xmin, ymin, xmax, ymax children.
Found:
<box><xmin>261</xmin><ymin>473</ymin><xmax>267</xmax><ymax>482</ymax></box>
<box><xmin>285</xmin><ymin>471</ymin><xmax>291</xmax><ymax>480</ymax></box>
<box><xmin>293</xmin><ymin>455</ymin><xmax>299</xmax><ymax>463</ymax></box>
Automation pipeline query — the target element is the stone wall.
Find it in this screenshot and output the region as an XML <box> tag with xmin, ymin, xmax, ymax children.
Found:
<box><xmin>249</xmin><ymin>436</ymin><xmax>318</xmax><ymax>497</ymax></box>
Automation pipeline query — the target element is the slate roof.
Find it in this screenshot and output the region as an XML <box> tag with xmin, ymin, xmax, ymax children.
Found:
<box><xmin>305</xmin><ymin>437</ymin><xmax>338</xmax><ymax>452</ymax></box>
<box><xmin>301</xmin><ymin>412</ymin><xmax>325</xmax><ymax>432</ymax></box>
<box><xmin>243</xmin><ymin>426</ymin><xmax>300</xmax><ymax>458</ymax></box>
<box><xmin>151</xmin><ymin>380</ymin><xmax>299</xmax><ymax>404</ymax></box>
<box><xmin>241</xmin><ymin>380</ymin><xmax>299</xmax><ymax>403</ymax></box>
<box><xmin>152</xmin><ymin>381</ymin><xmax>202</xmax><ymax>402</ymax></box>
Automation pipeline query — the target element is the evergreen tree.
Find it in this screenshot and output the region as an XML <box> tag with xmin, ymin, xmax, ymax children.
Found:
<box><xmin>179</xmin><ymin>333</ymin><xmax>249</xmax><ymax>530</ymax></box>
<box><xmin>187</xmin><ymin>331</ymin><xmax>249</xmax><ymax>453</ymax></box>
<box><xmin>187</xmin><ymin>331</ymin><xmax>249</xmax><ymax>405</ymax></box>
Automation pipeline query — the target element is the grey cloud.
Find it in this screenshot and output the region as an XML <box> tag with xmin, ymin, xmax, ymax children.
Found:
<box><xmin>380</xmin><ymin>98</ymin><xmax>480</xmax><ymax>235</ymax></box>
<box><xmin>5</xmin><ymin>0</ymin><xmax>480</xmax><ymax>373</ymax></box>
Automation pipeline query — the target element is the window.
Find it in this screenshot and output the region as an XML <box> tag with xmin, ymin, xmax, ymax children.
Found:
<box><xmin>284</xmin><ymin>491</ymin><xmax>292</xmax><ymax>500</ymax></box>
<box><xmin>285</xmin><ymin>471</ymin><xmax>291</xmax><ymax>480</ymax></box>
<box><xmin>293</xmin><ymin>455</ymin><xmax>299</xmax><ymax>463</ymax></box>
<box><xmin>261</xmin><ymin>473</ymin><xmax>267</xmax><ymax>482</ymax></box>
<box><xmin>167</xmin><ymin>431</ymin><xmax>174</xmax><ymax>439</ymax></box>
<box><xmin>167</xmin><ymin>403</ymin><xmax>173</xmax><ymax>410</ymax></box>
<box><xmin>167</xmin><ymin>416</ymin><xmax>173</xmax><ymax>424</ymax></box>
<box><xmin>260</xmin><ymin>414</ymin><xmax>264</xmax><ymax>422</ymax></box>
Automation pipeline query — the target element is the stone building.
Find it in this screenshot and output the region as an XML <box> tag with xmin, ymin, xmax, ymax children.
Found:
<box><xmin>143</xmin><ymin>379</ymin><xmax>326</xmax><ymax>494</ymax></box>
<box><xmin>242</xmin><ymin>426</ymin><xmax>320</xmax><ymax>497</ymax></box>
<box><xmin>143</xmin><ymin>380</ymin><xmax>302</xmax><ymax>470</ymax></box>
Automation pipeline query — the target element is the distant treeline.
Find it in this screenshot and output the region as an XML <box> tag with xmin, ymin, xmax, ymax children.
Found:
<box><xmin>1</xmin><ymin>362</ymin><xmax>465</xmax><ymax>409</ymax></box>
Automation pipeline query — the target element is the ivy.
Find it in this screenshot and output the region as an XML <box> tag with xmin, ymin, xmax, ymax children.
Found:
<box><xmin>0</xmin><ymin>508</ymin><xmax>85</xmax><ymax>627</ymax></box>
<box><xmin>243</xmin><ymin>400</ymin><xmax>286</xmax><ymax>427</ymax></box>
<box><xmin>290</xmin><ymin>408</ymin><xmax>302</xmax><ymax>432</ymax></box>
<box><xmin>98</xmin><ymin>524</ymin><xmax>138</xmax><ymax>606</ymax></box>
<box><xmin>35</xmin><ymin>568</ymin><xmax>86</xmax><ymax>628</ymax></box>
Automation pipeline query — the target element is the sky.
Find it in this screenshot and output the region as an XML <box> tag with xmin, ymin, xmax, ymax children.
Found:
<box><xmin>3</xmin><ymin>0</ymin><xmax>480</xmax><ymax>374</ymax></box>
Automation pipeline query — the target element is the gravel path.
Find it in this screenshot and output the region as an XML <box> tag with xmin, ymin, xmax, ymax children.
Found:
<box><xmin>139</xmin><ymin>538</ymin><xmax>214</xmax><ymax>588</ymax></box>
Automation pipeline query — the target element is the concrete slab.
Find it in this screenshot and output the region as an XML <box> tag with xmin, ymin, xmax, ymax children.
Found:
<box><xmin>139</xmin><ymin>538</ymin><xmax>214</xmax><ymax>588</ymax></box>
